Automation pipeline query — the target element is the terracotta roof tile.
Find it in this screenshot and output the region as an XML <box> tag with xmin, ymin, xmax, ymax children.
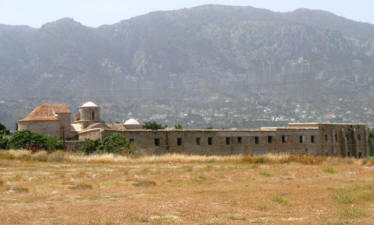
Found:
<box><xmin>19</xmin><ymin>103</ymin><xmax>71</xmax><ymax>122</ymax></box>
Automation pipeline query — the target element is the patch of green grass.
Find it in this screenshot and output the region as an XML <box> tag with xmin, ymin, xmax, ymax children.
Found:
<box><xmin>259</xmin><ymin>171</ymin><xmax>272</xmax><ymax>177</ymax></box>
<box><xmin>357</xmin><ymin>192</ymin><xmax>374</xmax><ymax>201</ymax></box>
<box><xmin>228</xmin><ymin>216</ymin><xmax>246</xmax><ymax>221</ymax></box>
<box><xmin>323</xmin><ymin>167</ymin><xmax>337</xmax><ymax>174</ymax></box>
<box><xmin>272</xmin><ymin>196</ymin><xmax>290</xmax><ymax>206</ymax></box>
<box><xmin>339</xmin><ymin>208</ymin><xmax>367</xmax><ymax>219</ymax></box>
<box><xmin>334</xmin><ymin>192</ymin><xmax>354</xmax><ymax>204</ymax></box>
<box><xmin>132</xmin><ymin>179</ymin><xmax>156</xmax><ymax>187</ymax></box>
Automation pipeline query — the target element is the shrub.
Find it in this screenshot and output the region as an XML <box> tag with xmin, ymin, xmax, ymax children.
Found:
<box><xmin>96</xmin><ymin>133</ymin><xmax>135</xmax><ymax>155</ymax></box>
<box><xmin>44</xmin><ymin>136</ymin><xmax>64</xmax><ymax>152</ymax></box>
<box><xmin>8</xmin><ymin>130</ymin><xmax>63</xmax><ymax>151</ymax></box>
<box><xmin>174</xmin><ymin>124</ymin><xmax>183</xmax><ymax>129</ymax></box>
<box><xmin>0</xmin><ymin>122</ymin><xmax>9</xmax><ymax>136</ymax></box>
<box><xmin>142</xmin><ymin>121</ymin><xmax>167</xmax><ymax>130</ymax></box>
<box><xmin>80</xmin><ymin>139</ymin><xmax>100</xmax><ymax>155</ymax></box>
<box><xmin>0</xmin><ymin>137</ymin><xmax>8</xmax><ymax>149</ymax></box>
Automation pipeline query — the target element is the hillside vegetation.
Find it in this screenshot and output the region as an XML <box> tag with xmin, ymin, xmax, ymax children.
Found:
<box><xmin>1</xmin><ymin>5</ymin><xmax>374</xmax><ymax>129</ymax></box>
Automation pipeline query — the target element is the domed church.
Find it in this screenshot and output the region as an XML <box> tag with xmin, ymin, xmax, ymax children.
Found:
<box><xmin>18</xmin><ymin>101</ymin><xmax>143</xmax><ymax>139</ymax></box>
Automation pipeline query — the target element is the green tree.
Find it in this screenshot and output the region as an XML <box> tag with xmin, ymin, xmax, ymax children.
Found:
<box><xmin>0</xmin><ymin>137</ymin><xmax>8</xmax><ymax>149</ymax></box>
<box><xmin>96</xmin><ymin>133</ymin><xmax>135</xmax><ymax>155</ymax></box>
<box><xmin>80</xmin><ymin>139</ymin><xmax>100</xmax><ymax>155</ymax></box>
<box><xmin>0</xmin><ymin>122</ymin><xmax>9</xmax><ymax>136</ymax></box>
<box><xmin>143</xmin><ymin>121</ymin><xmax>167</xmax><ymax>130</ymax></box>
<box><xmin>8</xmin><ymin>130</ymin><xmax>63</xmax><ymax>151</ymax></box>
<box><xmin>174</xmin><ymin>124</ymin><xmax>183</xmax><ymax>129</ymax></box>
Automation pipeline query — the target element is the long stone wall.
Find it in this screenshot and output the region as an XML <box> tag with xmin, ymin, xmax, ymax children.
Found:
<box><xmin>95</xmin><ymin>128</ymin><xmax>321</xmax><ymax>156</ymax></box>
<box><xmin>77</xmin><ymin>123</ymin><xmax>368</xmax><ymax>157</ymax></box>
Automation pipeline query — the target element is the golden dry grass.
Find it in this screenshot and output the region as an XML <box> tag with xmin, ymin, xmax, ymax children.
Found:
<box><xmin>0</xmin><ymin>151</ymin><xmax>373</xmax><ymax>225</ymax></box>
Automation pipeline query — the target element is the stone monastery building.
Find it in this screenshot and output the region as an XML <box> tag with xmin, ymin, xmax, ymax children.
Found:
<box><xmin>18</xmin><ymin>102</ymin><xmax>369</xmax><ymax>157</ymax></box>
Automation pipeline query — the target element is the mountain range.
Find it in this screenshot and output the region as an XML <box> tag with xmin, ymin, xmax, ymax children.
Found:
<box><xmin>1</xmin><ymin>5</ymin><xmax>374</xmax><ymax>130</ymax></box>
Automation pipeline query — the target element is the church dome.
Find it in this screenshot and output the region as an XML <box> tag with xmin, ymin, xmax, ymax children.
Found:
<box><xmin>124</xmin><ymin>118</ymin><xmax>141</xmax><ymax>125</ymax></box>
<box><xmin>81</xmin><ymin>101</ymin><xmax>98</xmax><ymax>108</ymax></box>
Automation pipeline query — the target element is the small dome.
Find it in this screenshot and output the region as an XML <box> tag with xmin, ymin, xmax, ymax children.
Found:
<box><xmin>81</xmin><ymin>101</ymin><xmax>98</xmax><ymax>108</ymax></box>
<box><xmin>124</xmin><ymin>118</ymin><xmax>141</xmax><ymax>125</ymax></box>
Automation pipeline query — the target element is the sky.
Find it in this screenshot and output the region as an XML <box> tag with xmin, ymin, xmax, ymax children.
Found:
<box><xmin>0</xmin><ymin>0</ymin><xmax>373</xmax><ymax>28</ymax></box>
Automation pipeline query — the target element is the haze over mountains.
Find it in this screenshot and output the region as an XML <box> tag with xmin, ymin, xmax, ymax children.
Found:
<box><xmin>1</xmin><ymin>5</ymin><xmax>374</xmax><ymax>130</ymax></box>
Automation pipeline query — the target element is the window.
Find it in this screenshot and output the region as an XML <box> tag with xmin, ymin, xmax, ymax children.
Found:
<box><xmin>299</xmin><ymin>136</ymin><xmax>304</xmax><ymax>143</ymax></box>
<box><xmin>311</xmin><ymin>136</ymin><xmax>315</xmax><ymax>143</ymax></box>
<box><xmin>154</xmin><ymin>138</ymin><xmax>160</xmax><ymax>146</ymax></box>
<box><xmin>196</xmin><ymin>137</ymin><xmax>201</xmax><ymax>145</ymax></box>
<box><xmin>238</xmin><ymin>137</ymin><xmax>242</xmax><ymax>144</ymax></box>
<box><xmin>92</xmin><ymin>111</ymin><xmax>95</xmax><ymax>120</ymax></box>
<box><xmin>335</xmin><ymin>134</ymin><xmax>338</xmax><ymax>142</ymax></box>
<box><xmin>226</xmin><ymin>137</ymin><xmax>231</xmax><ymax>145</ymax></box>
<box><xmin>177</xmin><ymin>138</ymin><xmax>182</xmax><ymax>146</ymax></box>
<box><xmin>325</xmin><ymin>135</ymin><xmax>328</xmax><ymax>143</ymax></box>
<box><xmin>282</xmin><ymin>135</ymin><xmax>287</xmax><ymax>143</ymax></box>
<box><xmin>347</xmin><ymin>152</ymin><xmax>351</xmax><ymax>157</ymax></box>
<box><xmin>358</xmin><ymin>134</ymin><xmax>361</xmax><ymax>141</ymax></box>
<box><xmin>268</xmin><ymin>136</ymin><xmax>272</xmax><ymax>144</ymax></box>
<box><xmin>255</xmin><ymin>136</ymin><xmax>259</xmax><ymax>144</ymax></box>
<box><xmin>208</xmin><ymin>137</ymin><xmax>213</xmax><ymax>145</ymax></box>
<box><xmin>130</xmin><ymin>138</ymin><xmax>134</xmax><ymax>143</ymax></box>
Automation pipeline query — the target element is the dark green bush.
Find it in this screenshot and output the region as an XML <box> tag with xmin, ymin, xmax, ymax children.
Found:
<box><xmin>0</xmin><ymin>137</ymin><xmax>8</xmax><ymax>149</ymax></box>
<box><xmin>174</xmin><ymin>124</ymin><xmax>183</xmax><ymax>129</ymax></box>
<box><xmin>143</xmin><ymin>121</ymin><xmax>167</xmax><ymax>130</ymax></box>
<box><xmin>0</xmin><ymin>122</ymin><xmax>9</xmax><ymax>136</ymax></box>
<box><xmin>44</xmin><ymin>136</ymin><xmax>64</xmax><ymax>152</ymax></box>
<box><xmin>96</xmin><ymin>133</ymin><xmax>135</xmax><ymax>155</ymax></box>
<box><xmin>80</xmin><ymin>139</ymin><xmax>100</xmax><ymax>155</ymax></box>
<box><xmin>8</xmin><ymin>130</ymin><xmax>63</xmax><ymax>151</ymax></box>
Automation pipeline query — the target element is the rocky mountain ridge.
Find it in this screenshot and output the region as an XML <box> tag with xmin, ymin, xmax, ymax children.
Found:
<box><xmin>1</xmin><ymin>5</ymin><xmax>374</xmax><ymax>129</ymax></box>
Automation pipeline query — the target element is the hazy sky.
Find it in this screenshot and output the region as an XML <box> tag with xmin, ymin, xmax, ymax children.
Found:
<box><xmin>0</xmin><ymin>0</ymin><xmax>373</xmax><ymax>28</ymax></box>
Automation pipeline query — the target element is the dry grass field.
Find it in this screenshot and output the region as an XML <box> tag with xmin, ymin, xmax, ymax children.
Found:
<box><xmin>0</xmin><ymin>151</ymin><xmax>374</xmax><ymax>225</ymax></box>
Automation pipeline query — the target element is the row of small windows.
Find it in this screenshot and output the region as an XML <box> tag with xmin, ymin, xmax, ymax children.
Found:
<box><xmin>152</xmin><ymin>135</ymin><xmax>316</xmax><ymax>146</ymax></box>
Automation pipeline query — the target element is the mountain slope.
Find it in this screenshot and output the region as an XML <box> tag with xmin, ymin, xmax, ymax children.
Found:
<box><xmin>1</xmin><ymin>5</ymin><xmax>374</xmax><ymax>129</ymax></box>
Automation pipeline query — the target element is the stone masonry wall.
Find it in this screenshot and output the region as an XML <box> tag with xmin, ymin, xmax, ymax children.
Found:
<box><xmin>99</xmin><ymin>129</ymin><xmax>320</xmax><ymax>156</ymax></box>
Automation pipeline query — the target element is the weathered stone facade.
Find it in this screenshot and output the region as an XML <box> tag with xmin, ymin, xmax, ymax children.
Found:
<box><xmin>79</xmin><ymin>123</ymin><xmax>368</xmax><ymax>157</ymax></box>
<box><xmin>18</xmin><ymin>103</ymin><xmax>75</xmax><ymax>138</ymax></box>
<box><xmin>19</xmin><ymin>102</ymin><xmax>369</xmax><ymax>157</ymax></box>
